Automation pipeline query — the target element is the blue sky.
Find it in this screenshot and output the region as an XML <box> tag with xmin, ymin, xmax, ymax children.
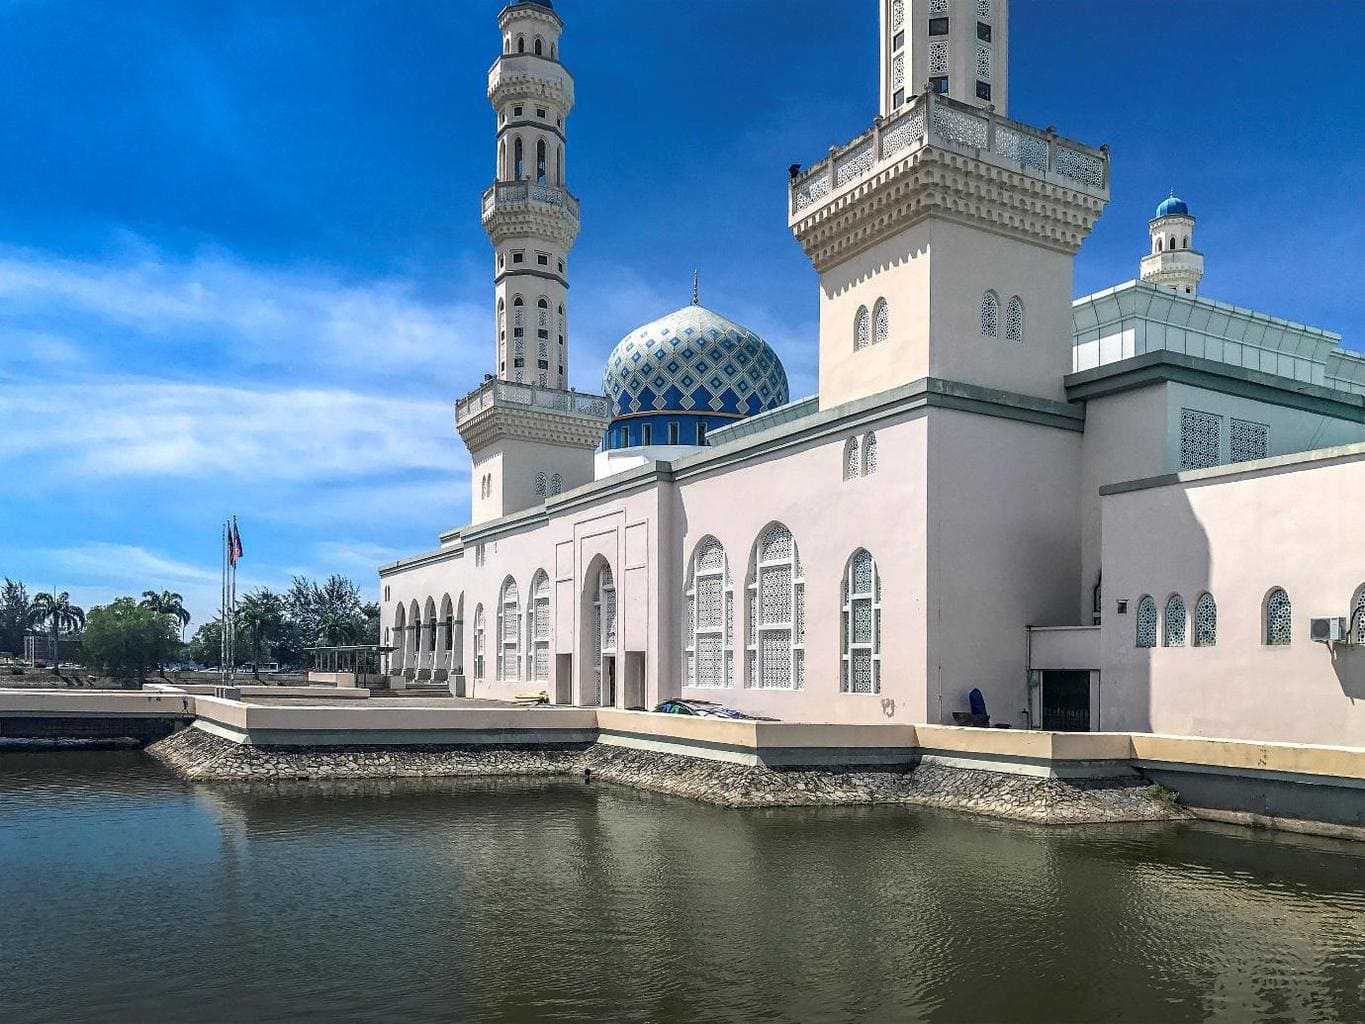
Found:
<box><xmin>2</xmin><ymin>0</ymin><xmax>1362</xmax><ymax>630</ymax></box>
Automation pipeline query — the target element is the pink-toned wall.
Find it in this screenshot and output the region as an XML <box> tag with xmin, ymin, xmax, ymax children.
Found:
<box><xmin>927</xmin><ymin>408</ymin><xmax>1083</xmax><ymax>728</ymax></box>
<box><xmin>672</xmin><ymin>410</ymin><xmax>930</xmax><ymax>723</ymax></box>
<box><xmin>1101</xmin><ymin>447</ymin><xmax>1365</xmax><ymax>746</ymax></box>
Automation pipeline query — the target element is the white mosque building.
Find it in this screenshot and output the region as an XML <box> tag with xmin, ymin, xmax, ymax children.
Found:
<box><xmin>379</xmin><ymin>0</ymin><xmax>1365</xmax><ymax>749</ymax></box>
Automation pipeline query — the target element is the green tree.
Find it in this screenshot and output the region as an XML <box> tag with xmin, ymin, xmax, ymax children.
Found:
<box><xmin>237</xmin><ymin>588</ymin><xmax>285</xmax><ymax>677</ymax></box>
<box><xmin>139</xmin><ymin>590</ymin><xmax>192</xmax><ymax>642</ymax></box>
<box><xmin>186</xmin><ymin>619</ymin><xmax>224</xmax><ymax>669</ymax></box>
<box><xmin>26</xmin><ymin>591</ymin><xmax>85</xmax><ymax>667</ymax></box>
<box><xmin>81</xmin><ymin>598</ymin><xmax>178</xmax><ymax>685</ymax></box>
<box><xmin>318</xmin><ymin>609</ymin><xmax>363</xmax><ymax>646</ymax></box>
<box><xmin>361</xmin><ymin>601</ymin><xmax>380</xmax><ymax>645</ymax></box>
<box><xmin>0</xmin><ymin>578</ymin><xmax>29</xmax><ymax>658</ymax></box>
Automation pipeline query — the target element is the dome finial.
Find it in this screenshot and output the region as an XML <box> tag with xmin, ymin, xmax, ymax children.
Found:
<box><xmin>691</xmin><ymin>270</ymin><xmax>699</xmax><ymax>306</ymax></box>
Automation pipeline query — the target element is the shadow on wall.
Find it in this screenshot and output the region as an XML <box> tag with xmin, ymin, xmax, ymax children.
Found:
<box><xmin>1330</xmin><ymin>646</ymin><xmax>1365</xmax><ymax>702</ymax></box>
<box><xmin>1118</xmin><ymin>476</ymin><xmax>1211</xmax><ymax>734</ymax></box>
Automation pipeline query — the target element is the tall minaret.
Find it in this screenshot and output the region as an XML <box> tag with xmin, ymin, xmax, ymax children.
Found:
<box><xmin>1139</xmin><ymin>194</ymin><xmax>1204</xmax><ymax>297</ymax></box>
<box><xmin>456</xmin><ymin>0</ymin><xmax>609</xmax><ymax>526</ymax></box>
<box><xmin>485</xmin><ymin>0</ymin><xmax>577</xmax><ymax>390</ymax></box>
<box><xmin>880</xmin><ymin>0</ymin><xmax>1009</xmax><ymax>116</ymax></box>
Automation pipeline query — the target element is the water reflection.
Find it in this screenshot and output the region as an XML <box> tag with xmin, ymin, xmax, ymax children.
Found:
<box><xmin>1</xmin><ymin>754</ymin><xmax>1362</xmax><ymax>1023</ymax></box>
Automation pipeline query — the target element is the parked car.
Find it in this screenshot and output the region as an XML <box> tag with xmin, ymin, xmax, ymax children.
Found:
<box><xmin>651</xmin><ymin>699</ymin><xmax>774</xmax><ymax>721</ymax></box>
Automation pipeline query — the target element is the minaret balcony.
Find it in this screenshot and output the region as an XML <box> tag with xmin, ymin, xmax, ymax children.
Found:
<box><xmin>482</xmin><ymin>180</ymin><xmax>580</xmax><ymax>248</ymax></box>
<box><xmin>488</xmin><ymin>53</ymin><xmax>574</xmax><ymax>110</ymax></box>
<box><xmin>788</xmin><ymin>90</ymin><xmax>1110</xmax><ymax>269</ymax></box>
<box><xmin>456</xmin><ymin>379</ymin><xmax>610</xmax><ymax>452</ymax></box>
<box><xmin>1140</xmin><ymin>249</ymin><xmax>1204</xmax><ymax>282</ymax></box>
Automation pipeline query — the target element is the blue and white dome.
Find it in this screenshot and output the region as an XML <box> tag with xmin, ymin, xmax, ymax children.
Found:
<box><xmin>601</xmin><ymin>303</ymin><xmax>789</xmax><ymax>450</ymax></box>
<box><xmin>1155</xmin><ymin>194</ymin><xmax>1190</xmax><ymax>218</ymax></box>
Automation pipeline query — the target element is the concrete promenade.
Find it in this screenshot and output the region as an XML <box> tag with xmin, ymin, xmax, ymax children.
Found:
<box><xmin>2</xmin><ymin>686</ymin><xmax>1363</xmax><ymax>837</ymax></box>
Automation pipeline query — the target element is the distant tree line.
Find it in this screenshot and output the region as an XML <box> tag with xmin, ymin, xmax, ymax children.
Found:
<box><xmin>2</xmin><ymin>574</ymin><xmax>379</xmax><ymax>684</ymax></box>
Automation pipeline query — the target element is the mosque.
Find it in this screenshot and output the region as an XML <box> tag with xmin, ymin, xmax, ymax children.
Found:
<box><xmin>379</xmin><ymin>0</ymin><xmax>1365</xmax><ymax>749</ymax></box>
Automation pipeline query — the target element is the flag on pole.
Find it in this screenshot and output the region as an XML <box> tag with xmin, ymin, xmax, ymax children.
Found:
<box><xmin>229</xmin><ymin>518</ymin><xmax>243</xmax><ymax>565</ymax></box>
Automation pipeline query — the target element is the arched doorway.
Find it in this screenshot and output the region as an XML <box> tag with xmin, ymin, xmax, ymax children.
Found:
<box><xmin>582</xmin><ymin>559</ymin><xmax>617</xmax><ymax>707</ymax></box>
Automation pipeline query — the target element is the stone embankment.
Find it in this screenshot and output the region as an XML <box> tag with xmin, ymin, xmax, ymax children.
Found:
<box><xmin>147</xmin><ymin>727</ymin><xmax>1183</xmax><ymax>825</ymax></box>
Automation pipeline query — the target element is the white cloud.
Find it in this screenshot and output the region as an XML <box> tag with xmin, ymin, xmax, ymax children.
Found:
<box><xmin>42</xmin><ymin>542</ymin><xmax>218</xmax><ymax>586</ymax></box>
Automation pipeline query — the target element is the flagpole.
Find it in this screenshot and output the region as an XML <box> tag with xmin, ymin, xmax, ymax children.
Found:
<box><xmin>219</xmin><ymin>520</ymin><xmax>227</xmax><ymax>685</ymax></box>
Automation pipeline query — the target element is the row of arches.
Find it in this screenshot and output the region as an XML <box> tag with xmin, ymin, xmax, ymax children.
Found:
<box><xmin>503</xmin><ymin>33</ymin><xmax>557</xmax><ymax>59</ymax></box>
<box><xmin>853</xmin><ymin>299</ymin><xmax>890</xmax><ymax>351</ymax></box>
<box><xmin>388</xmin><ymin>525</ymin><xmax>888</xmax><ymax>699</ymax></box>
<box><xmin>1135</xmin><ymin>585</ymin><xmax>1365</xmax><ymax>648</ymax></box>
<box><xmin>1154</xmin><ymin>234</ymin><xmax>1190</xmax><ymax>253</ymax></box>
<box><xmin>981</xmin><ymin>291</ymin><xmax>1024</xmax><ymax>342</ymax></box>
<box><xmin>533</xmin><ymin>472</ymin><xmax>565</xmax><ymax>498</ymax></box>
<box><xmin>498</xmin><ymin>134</ymin><xmax>564</xmax><ymax>187</ymax></box>
<box><xmin>498</xmin><ymin>294</ymin><xmax>565</xmax><ymax>387</ymax></box>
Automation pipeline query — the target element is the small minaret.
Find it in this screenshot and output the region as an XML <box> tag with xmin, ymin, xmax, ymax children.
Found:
<box><xmin>880</xmin><ymin>0</ymin><xmax>1009</xmax><ymax>116</ymax></box>
<box><xmin>1140</xmin><ymin>193</ymin><xmax>1204</xmax><ymax>297</ymax></box>
<box><xmin>487</xmin><ymin>0</ymin><xmax>576</xmax><ymax>389</ymax></box>
<box><xmin>456</xmin><ymin>0</ymin><xmax>609</xmax><ymax>526</ymax></box>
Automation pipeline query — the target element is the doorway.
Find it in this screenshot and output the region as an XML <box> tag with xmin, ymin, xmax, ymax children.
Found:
<box><xmin>1041</xmin><ymin>670</ymin><xmax>1091</xmax><ymax>732</ymax></box>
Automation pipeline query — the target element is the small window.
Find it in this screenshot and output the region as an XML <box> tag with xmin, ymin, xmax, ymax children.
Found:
<box><xmin>384</xmin><ymin>585</ymin><xmax>390</xmax><ymax>601</ymax></box>
<box><xmin>843</xmin><ymin>437</ymin><xmax>860</xmax><ymax>481</ymax></box>
<box><xmin>976</xmin><ymin>81</ymin><xmax>991</xmax><ymax>101</ymax></box>
<box><xmin>642</xmin><ymin>423</ymin><xmax>653</xmax><ymax>446</ymax></box>
<box><xmin>892</xmin><ymin>30</ymin><xmax>904</xmax><ymax>49</ymax></box>
<box><xmin>1193</xmin><ymin>593</ymin><xmax>1217</xmax><ymax>647</ymax></box>
<box><xmin>513</xmin><ymin>357</ymin><xmax>524</xmax><ymax>367</ymax></box>
<box><xmin>497</xmin><ymin>253</ymin><xmax>504</xmax><ymax>269</ymax></box>
<box><xmin>977</xmin><ymin>21</ymin><xmax>992</xmax><ymax>41</ymax></box>
<box><xmin>513</xmin><ymin>105</ymin><xmax>523</xmax><ymax>117</ymax></box>
<box><xmin>534</xmin><ymin>472</ymin><xmax>547</xmax><ymax>497</ymax></box>
<box><xmin>980</xmin><ymin>290</ymin><xmax>999</xmax><ymax>336</ymax></box>
<box><xmin>697</xmin><ymin>422</ymin><xmax>707</xmax><ymax>445</ymax></box>
<box><xmin>1264</xmin><ymin>588</ymin><xmax>1291</xmax><ymax>646</ymax></box>
<box><xmin>929</xmin><ymin>16</ymin><xmax>949</xmax><ymax>35</ymax></box>
<box><xmin>1164</xmin><ymin>595</ymin><xmax>1187</xmax><ymax>647</ymax></box>
<box><xmin>537</xmin><ymin>253</ymin><xmax>549</xmax><ymax>266</ymax></box>
<box><xmin>892</xmin><ymin>88</ymin><xmax>905</xmax><ymax>107</ymax></box>
<box><xmin>558</xmin><ymin>260</ymin><xmax>565</xmax><ymax>272</ymax></box>
<box><xmin>1156</xmin><ymin>237</ymin><xmax>1163</xmax><ymax>252</ymax></box>
<box><xmin>1136</xmin><ymin>596</ymin><xmax>1157</xmax><ymax>648</ymax></box>
<box><xmin>668</xmin><ymin>422</ymin><xmax>680</xmax><ymax>445</ymax></box>
<box><xmin>534</xmin><ymin>37</ymin><xmax>542</xmax><ymax>56</ymax></box>
<box><xmin>854</xmin><ymin>305</ymin><xmax>870</xmax><ymax>351</ymax></box>
<box><xmin>1183</xmin><ymin>236</ymin><xmax>1189</xmax><ymax>248</ymax></box>
<box><xmin>512</xmin><ymin>251</ymin><xmax>524</xmax><ymax>264</ymax></box>
<box><xmin>930</xmin><ymin>75</ymin><xmax>949</xmax><ymax>94</ymax></box>
<box><xmin>536</xmin><ymin>107</ymin><xmax>546</xmax><ymax>119</ymax></box>
<box><xmin>862</xmin><ymin>432</ymin><xmax>878</xmax><ymax>476</ymax></box>
<box><xmin>1004</xmin><ymin>295</ymin><xmax>1024</xmax><ymax>342</ymax></box>
<box><xmin>516</xmin><ymin>36</ymin><xmax>524</xmax><ymax>54</ymax></box>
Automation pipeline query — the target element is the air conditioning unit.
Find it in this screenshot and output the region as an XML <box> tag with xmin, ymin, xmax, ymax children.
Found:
<box><xmin>1309</xmin><ymin>617</ymin><xmax>1348</xmax><ymax>643</ymax></box>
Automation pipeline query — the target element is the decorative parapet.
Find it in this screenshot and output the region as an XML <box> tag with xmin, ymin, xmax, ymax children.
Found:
<box><xmin>791</xmin><ymin>91</ymin><xmax>1107</xmax><ymax>215</ymax></box>
<box><xmin>456</xmin><ymin>379</ymin><xmax>610</xmax><ymax>453</ymax></box>
<box><xmin>789</xmin><ymin>91</ymin><xmax>1109</xmax><ymax>268</ymax></box>
<box><xmin>481</xmin><ymin>181</ymin><xmax>580</xmax><ymax>221</ymax></box>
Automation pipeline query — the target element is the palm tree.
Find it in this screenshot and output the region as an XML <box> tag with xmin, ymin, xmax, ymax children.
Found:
<box><xmin>26</xmin><ymin>591</ymin><xmax>85</xmax><ymax>668</ymax></box>
<box><xmin>318</xmin><ymin>610</ymin><xmax>362</xmax><ymax>647</ymax></box>
<box><xmin>236</xmin><ymin>589</ymin><xmax>285</xmax><ymax>679</ymax></box>
<box><xmin>140</xmin><ymin>590</ymin><xmax>192</xmax><ymax>641</ymax></box>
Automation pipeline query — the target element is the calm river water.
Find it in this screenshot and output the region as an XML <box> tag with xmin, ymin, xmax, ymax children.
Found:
<box><xmin>1</xmin><ymin>750</ymin><xmax>1363</xmax><ymax>1024</ymax></box>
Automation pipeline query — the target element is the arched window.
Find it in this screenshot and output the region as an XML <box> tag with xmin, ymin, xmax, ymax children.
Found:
<box><xmin>392</xmin><ymin>604</ymin><xmax>407</xmax><ymax>672</ymax></box>
<box><xmin>1169</xmin><ymin>235</ymin><xmax>1176</xmax><ymax>250</ymax></box>
<box><xmin>980</xmin><ymin>291</ymin><xmax>999</xmax><ymax>336</ymax></box>
<box><xmin>841</xmin><ymin>549</ymin><xmax>881</xmax><ymax>693</ymax></box>
<box><xmin>534</xmin><ymin>36</ymin><xmax>543</xmax><ymax>56</ymax></box>
<box><xmin>1156</xmin><ymin>237</ymin><xmax>1163</xmax><ymax>252</ymax></box>
<box><xmin>1264</xmin><ymin>588</ymin><xmax>1291</xmax><ymax>646</ymax></box>
<box><xmin>684</xmin><ymin>537</ymin><xmax>733</xmax><ymax>688</ymax></box>
<box><xmin>1164</xmin><ymin>594</ymin><xmax>1187</xmax><ymax>647</ymax></box>
<box><xmin>747</xmin><ymin>524</ymin><xmax>805</xmax><ymax>689</ymax></box>
<box><xmin>516</xmin><ymin>35</ymin><xmax>525</xmax><ymax>53</ymax></box>
<box><xmin>854</xmin><ymin>306</ymin><xmax>870</xmax><ymax>351</ymax></box>
<box><xmin>549</xmin><ymin>473</ymin><xmax>563</xmax><ymax>495</ymax></box>
<box><xmin>497</xmin><ymin>578</ymin><xmax>520</xmax><ymax>681</ymax></box>
<box><xmin>1005</xmin><ymin>295</ymin><xmax>1024</xmax><ymax>342</ymax></box>
<box><xmin>556</xmin><ymin>144</ymin><xmax>563</xmax><ymax>186</ymax></box>
<box><xmin>514</xmin><ymin>137</ymin><xmax>524</xmax><ymax>179</ymax></box>
<box><xmin>873</xmin><ymin>299</ymin><xmax>889</xmax><ymax>344</ymax></box>
<box><xmin>1193</xmin><ymin>592</ymin><xmax>1217</xmax><ymax>647</ymax></box>
<box><xmin>551</xmin><ymin>42</ymin><xmax>557</xmax><ymax>60</ymax></box>
<box><xmin>536</xmin><ymin>138</ymin><xmax>547</xmax><ymax>183</ymax></box>
<box><xmin>842</xmin><ymin>437</ymin><xmax>860</xmax><ymax>481</ymax></box>
<box><xmin>498</xmin><ymin>139</ymin><xmax>507</xmax><ymax>180</ymax></box>
<box><xmin>473</xmin><ymin>604</ymin><xmax>486</xmax><ymax>680</ymax></box>
<box><xmin>530</xmin><ymin>571</ymin><xmax>550</xmax><ymax>682</ymax></box>
<box><xmin>534</xmin><ymin>471</ymin><xmax>547</xmax><ymax>497</ymax></box>
<box><xmin>1352</xmin><ymin>584</ymin><xmax>1365</xmax><ymax>643</ymax></box>
<box><xmin>862</xmin><ymin>432</ymin><xmax>878</xmax><ymax>475</ymax></box>
<box><xmin>1182</xmin><ymin>235</ymin><xmax>1189</xmax><ymax>248</ymax></box>
<box><xmin>1136</xmin><ymin>595</ymin><xmax>1157</xmax><ymax>648</ymax></box>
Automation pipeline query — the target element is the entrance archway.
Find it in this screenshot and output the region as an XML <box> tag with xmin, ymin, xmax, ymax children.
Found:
<box><xmin>581</xmin><ymin>557</ymin><xmax>617</xmax><ymax>707</ymax></box>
